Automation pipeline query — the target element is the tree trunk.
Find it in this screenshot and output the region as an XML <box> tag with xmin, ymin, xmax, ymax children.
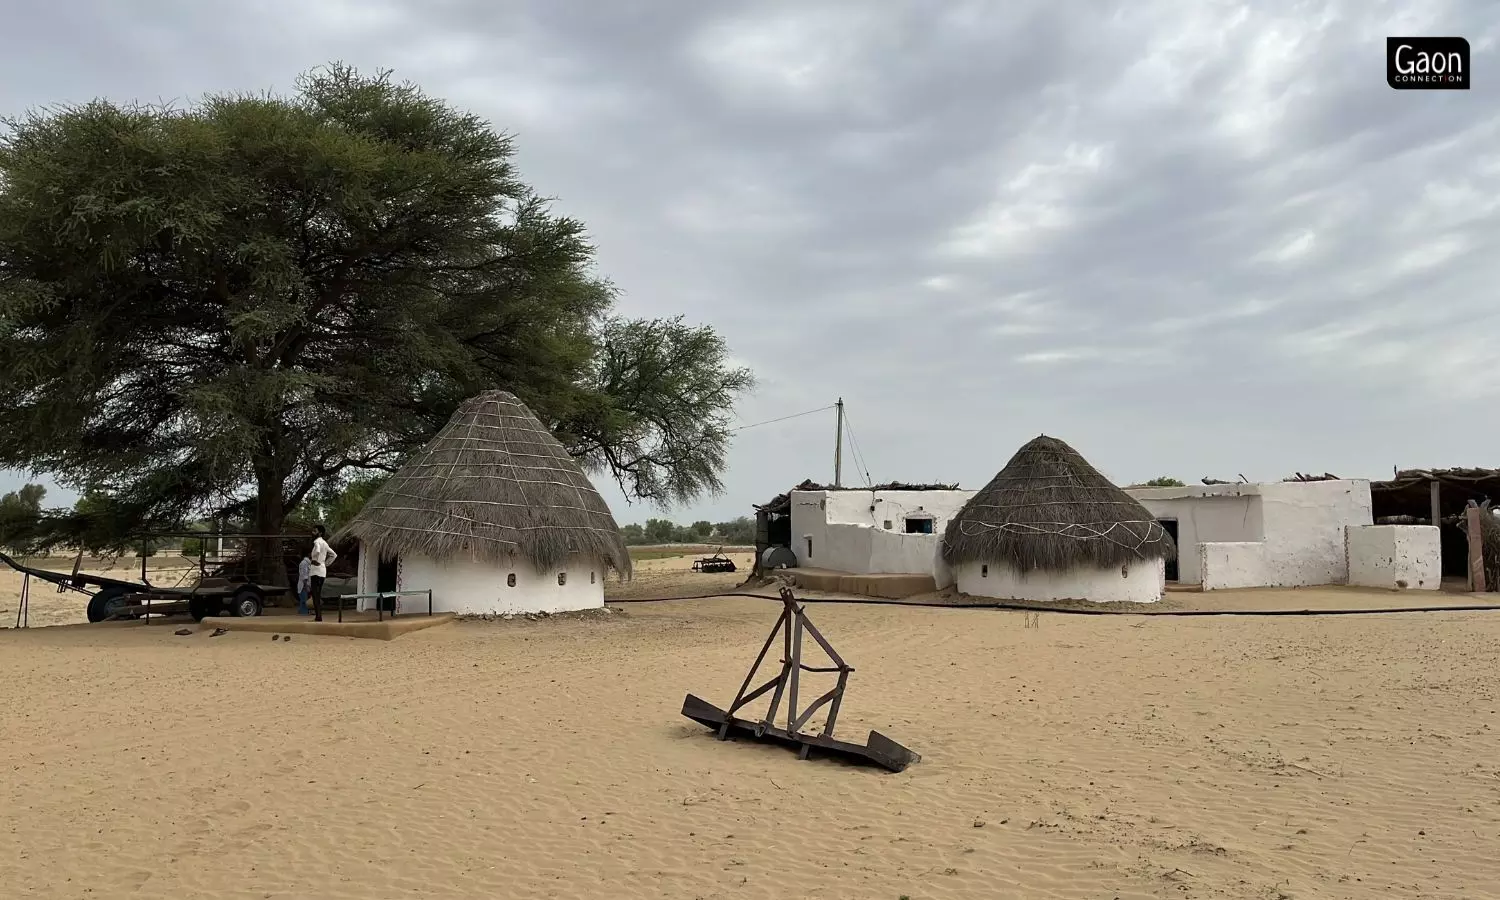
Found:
<box><xmin>253</xmin><ymin>470</ymin><xmax>288</xmax><ymax>588</ymax></box>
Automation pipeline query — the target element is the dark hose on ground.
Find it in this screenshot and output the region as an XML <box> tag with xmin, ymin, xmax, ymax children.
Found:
<box><xmin>609</xmin><ymin>591</ymin><xmax>1500</xmax><ymax>617</ymax></box>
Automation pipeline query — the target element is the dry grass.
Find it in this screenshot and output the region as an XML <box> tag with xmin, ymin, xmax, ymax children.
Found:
<box><xmin>339</xmin><ymin>390</ymin><xmax>631</xmax><ymax>576</ymax></box>
<box><xmin>944</xmin><ymin>434</ymin><xmax>1175</xmax><ymax>572</ymax></box>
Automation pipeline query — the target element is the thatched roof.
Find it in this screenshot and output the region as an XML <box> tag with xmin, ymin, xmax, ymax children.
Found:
<box><xmin>338</xmin><ymin>391</ymin><xmax>631</xmax><ymax>576</ymax></box>
<box><xmin>942</xmin><ymin>435</ymin><xmax>1176</xmax><ymax>572</ymax></box>
<box><xmin>754</xmin><ymin>479</ymin><xmax>962</xmax><ymax>516</ymax></box>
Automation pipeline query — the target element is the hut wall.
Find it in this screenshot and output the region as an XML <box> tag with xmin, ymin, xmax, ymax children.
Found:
<box><xmin>1346</xmin><ymin>525</ymin><xmax>1442</xmax><ymax>590</ymax></box>
<box><xmin>1129</xmin><ymin>480</ymin><xmax>1372</xmax><ymax>589</ymax></box>
<box><xmin>789</xmin><ymin>488</ymin><xmax>974</xmax><ymax>581</ymax></box>
<box><xmin>954</xmin><ymin>558</ymin><xmax>1165</xmax><ymax>604</ymax></box>
<box><xmin>1129</xmin><ymin>486</ymin><xmax>1264</xmax><ymax>584</ymax></box>
<box><xmin>389</xmin><ymin>552</ymin><xmax>605</xmax><ymax>615</ymax></box>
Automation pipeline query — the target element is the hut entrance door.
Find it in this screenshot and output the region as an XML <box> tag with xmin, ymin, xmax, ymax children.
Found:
<box><xmin>377</xmin><ymin>556</ymin><xmax>399</xmax><ymax>594</ymax></box>
<box><xmin>1159</xmin><ymin>519</ymin><xmax>1179</xmax><ymax>582</ymax></box>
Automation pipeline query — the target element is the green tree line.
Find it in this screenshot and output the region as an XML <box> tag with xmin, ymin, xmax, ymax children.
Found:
<box><xmin>620</xmin><ymin>516</ymin><xmax>755</xmax><ymax>546</ymax></box>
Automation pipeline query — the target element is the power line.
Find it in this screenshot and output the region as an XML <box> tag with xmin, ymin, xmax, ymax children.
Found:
<box><xmin>840</xmin><ymin>407</ymin><xmax>875</xmax><ymax>487</ymax></box>
<box><xmin>730</xmin><ymin>404</ymin><xmax>836</xmax><ymax>433</ymax></box>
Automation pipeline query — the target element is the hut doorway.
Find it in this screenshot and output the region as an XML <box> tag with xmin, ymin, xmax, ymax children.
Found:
<box><xmin>1159</xmin><ymin>519</ymin><xmax>1179</xmax><ymax>582</ymax></box>
<box><xmin>377</xmin><ymin>556</ymin><xmax>399</xmax><ymax>594</ymax></box>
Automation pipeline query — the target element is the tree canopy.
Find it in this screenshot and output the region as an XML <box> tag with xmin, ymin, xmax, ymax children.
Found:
<box><xmin>0</xmin><ymin>65</ymin><xmax>752</xmax><ymax>556</ymax></box>
<box><xmin>0</xmin><ymin>482</ymin><xmax>46</xmax><ymax>552</ymax></box>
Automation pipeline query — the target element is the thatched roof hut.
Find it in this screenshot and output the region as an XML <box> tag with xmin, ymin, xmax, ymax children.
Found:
<box><xmin>942</xmin><ymin>435</ymin><xmax>1175</xmax><ymax>572</ymax></box>
<box><xmin>339</xmin><ymin>391</ymin><xmax>631</xmax><ymax>577</ymax></box>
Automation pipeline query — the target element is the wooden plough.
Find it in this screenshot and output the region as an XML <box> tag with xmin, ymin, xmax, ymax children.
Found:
<box><xmin>680</xmin><ymin>587</ymin><xmax>919</xmax><ymax>773</ymax></box>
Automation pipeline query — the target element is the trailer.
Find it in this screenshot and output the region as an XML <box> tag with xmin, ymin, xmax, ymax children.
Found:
<box><xmin>1</xmin><ymin>535</ymin><xmax>292</xmax><ymax>623</ymax></box>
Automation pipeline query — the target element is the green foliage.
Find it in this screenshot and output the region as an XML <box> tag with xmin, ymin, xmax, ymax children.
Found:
<box><xmin>1144</xmin><ymin>476</ymin><xmax>1185</xmax><ymax>487</ymax></box>
<box><xmin>0</xmin><ymin>482</ymin><xmax>46</xmax><ymax>552</ymax></box>
<box><xmin>620</xmin><ymin>515</ymin><xmax>755</xmax><ymax>546</ymax></box>
<box><xmin>643</xmin><ymin>517</ymin><xmax>677</xmax><ymax>544</ymax></box>
<box><xmin>0</xmin><ymin>64</ymin><xmax>752</xmax><ymax>551</ymax></box>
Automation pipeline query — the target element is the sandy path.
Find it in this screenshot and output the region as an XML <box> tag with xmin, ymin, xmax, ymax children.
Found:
<box><xmin>4</xmin><ymin>596</ymin><xmax>1500</xmax><ymax>898</ymax></box>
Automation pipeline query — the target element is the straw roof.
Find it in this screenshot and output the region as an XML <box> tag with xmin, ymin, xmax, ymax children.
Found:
<box><xmin>942</xmin><ymin>435</ymin><xmax>1175</xmax><ymax>572</ymax></box>
<box><xmin>338</xmin><ymin>391</ymin><xmax>631</xmax><ymax>577</ymax></box>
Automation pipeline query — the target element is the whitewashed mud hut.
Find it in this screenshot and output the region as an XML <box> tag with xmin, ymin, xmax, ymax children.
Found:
<box><xmin>942</xmin><ymin>435</ymin><xmax>1176</xmax><ymax>603</ymax></box>
<box><xmin>339</xmin><ymin>391</ymin><xmax>631</xmax><ymax>615</ymax></box>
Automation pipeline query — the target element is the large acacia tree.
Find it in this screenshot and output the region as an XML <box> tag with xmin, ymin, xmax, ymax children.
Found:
<box><xmin>0</xmin><ymin>65</ymin><xmax>752</xmax><ymax>562</ymax></box>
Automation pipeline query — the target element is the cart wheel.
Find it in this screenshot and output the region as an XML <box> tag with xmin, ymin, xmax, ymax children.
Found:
<box><xmin>230</xmin><ymin>590</ymin><xmax>263</xmax><ymax>618</ymax></box>
<box><xmin>188</xmin><ymin>596</ymin><xmax>210</xmax><ymax>622</ymax></box>
<box><xmin>86</xmin><ymin>588</ymin><xmax>130</xmax><ymax>623</ymax></box>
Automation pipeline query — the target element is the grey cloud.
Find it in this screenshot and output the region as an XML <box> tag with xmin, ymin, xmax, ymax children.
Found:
<box><xmin>4</xmin><ymin>0</ymin><xmax>1500</xmax><ymax>518</ymax></box>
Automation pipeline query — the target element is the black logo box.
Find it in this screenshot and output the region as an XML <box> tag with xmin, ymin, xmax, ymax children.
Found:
<box><xmin>1388</xmin><ymin>37</ymin><xmax>1471</xmax><ymax>90</ymax></box>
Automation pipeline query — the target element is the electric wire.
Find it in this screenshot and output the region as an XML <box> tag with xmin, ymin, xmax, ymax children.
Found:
<box><xmin>730</xmin><ymin>405</ymin><xmax>835</xmax><ymax>433</ymax></box>
<box><xmin>839</xmin><ymin>407</ymin><xmax>875</xmax><ymax>487</ymax></box>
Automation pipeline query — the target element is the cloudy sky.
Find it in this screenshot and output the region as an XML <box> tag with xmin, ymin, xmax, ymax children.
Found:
<box><xmin>2</xmin><ymin>0</ymin><xmax>1498</xmax><ymax>525</ymax></box>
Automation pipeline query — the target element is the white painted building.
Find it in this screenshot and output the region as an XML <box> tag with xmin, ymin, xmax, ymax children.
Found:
<box><xmin>339</xmin><ymin>390</ymin><xmax>631</xmax><ymax>617</ymax></box>
<box><xmin>789</xmin><ymin>487</ymin><xmax>975</xmax><ymax>586</ymax></box>
<box><xmin>1127</xmin><ymin>479</ymin><xmax>1442</xmax><ymax>591</ymax></box>
<box><xmin>354</xmin><ymin>549</ymin><xmax>608</xmax><ymax>616</ymax></box>
<box><xmin>1345</xmin><ymin>525</ymin><xmax>1443</xmax><ymax>591</ymax></box>
<box><xmin>952</xmin><ymin>557</ymin><xmax>1167</xmax><ymax>604</ymax></box>
<box><xmin>942</xmin><ymin>435</ymin><xmax>1177</xmax><ymax>604</ymax></box>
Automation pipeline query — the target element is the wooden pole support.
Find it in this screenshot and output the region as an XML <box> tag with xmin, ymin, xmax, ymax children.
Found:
<box><xmin>1466</xmin><ymin>505</ymin><xmax>1486</xmax><ymax>593</ymax></box>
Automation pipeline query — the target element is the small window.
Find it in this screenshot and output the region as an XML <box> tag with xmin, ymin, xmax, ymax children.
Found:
<box><xmin>904</xmin><ymin>517</ymin><xmax>935</xmax><ymax>535</ymax></box>
<box><xmin>981</xmin><ymin>564</ymin><xmax>988</xmax><ymax>577</ymax></box>
<box><xmin>558</xmin><ymin>572</ymin><xmax>567</xmax><ymax>586</ymax></box>
<box><xmin>590</xmin><ymin>571</ymin><xmax>596</xmax><ymax>584</ymax></box>
<box><xmin>883</xmin><ymin>520</ymin><xmax>893</xmax><ymax>530</ymax></box>
<box><xmin>506</xmin><ymin>573</ymin><xmax>516</xmax><ymax>587</ymax></box>
<box><xmin>806</xmin><ymin>537</ymin><xmax>813</xmax><ymax>558</ymax></box>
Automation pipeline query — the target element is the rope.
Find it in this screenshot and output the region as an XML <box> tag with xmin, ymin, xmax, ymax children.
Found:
<box><xmin>952</xmin><ymin>519</ymin><xmax>1170</xmax><ymax>554</ymax></box>
<box><xmin>608</xmin><ymin>590</ymin><xmax>1500</xmax><ymax>618</ymax></box>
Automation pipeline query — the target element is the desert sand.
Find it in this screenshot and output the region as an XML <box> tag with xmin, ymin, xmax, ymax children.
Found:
<box><xmin>4</xmin><ymin>552</ymin><xmax>1500</xmax><ymax>898</ymax></box>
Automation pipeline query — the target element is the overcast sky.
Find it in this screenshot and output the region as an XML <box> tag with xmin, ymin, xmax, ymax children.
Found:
<box><xmin>2</xmin><ymin>1</ymin><xmax>1498</xmax><ymax>526</ymax></box>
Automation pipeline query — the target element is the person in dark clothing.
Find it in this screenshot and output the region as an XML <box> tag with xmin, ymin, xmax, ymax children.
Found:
<box><xmin>308</xmin><ymin>525</ymin><xmax>338</xmax><ymax>622</ymax></box>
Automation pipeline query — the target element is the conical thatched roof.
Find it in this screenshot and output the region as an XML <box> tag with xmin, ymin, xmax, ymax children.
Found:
<box><xmin>942</xmin><ymin>435</ymin><xmax>1175</xmax><ymax>572</ymax></box>
<box><xmin>339</xmin><ymin>391</ymin><xmax>631</xmax><ymax>577</ymax></box>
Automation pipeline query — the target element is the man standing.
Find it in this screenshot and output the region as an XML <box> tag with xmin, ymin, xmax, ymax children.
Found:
<box><xmin>309</xmin><ymin>525</ymin><xmax>338</xmax><ymax>622</ymax></box>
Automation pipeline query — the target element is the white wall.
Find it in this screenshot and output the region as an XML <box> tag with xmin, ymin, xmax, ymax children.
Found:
<box><xmin>1347</xmin><ymin>525</ymin><xmax>1442</xmax><ymax>591</ymax></box>
<box><xmin>358</xmin><ymin>544</ymin><xmax>605</xmax><ymax>615</ymax></box>
<box><xmin>1129</xmin><ymin>480</ymin><xmax>1373</xmax><ymax>589</ymax></box>
<box><xmin>954</xmin><ymin>558</ymin><xmax>1165</xmax><ymax>604</ymax></box>
<box><xmin>1131</xmin><ymin>485</ymin><xmax>1264</xmax><ymax>584</ymax></box>
<box><xmin>788</xmin><ymin>489</ymin><xmax>975</xmax><ymax>582</ymax></box>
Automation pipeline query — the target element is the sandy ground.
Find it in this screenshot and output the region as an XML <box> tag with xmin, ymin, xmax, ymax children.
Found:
<box><xmin>5</xmin><ymin>579</ymin><xmax>1500</xmax><ymax>899</ymax></box>
<box><xmin>604</xmin><ymin>546</ymin><xmax>758</xmax><ymax>601</ymax></box>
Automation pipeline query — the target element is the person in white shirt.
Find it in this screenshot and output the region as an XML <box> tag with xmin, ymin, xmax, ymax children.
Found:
<box><xmin>309</xmin><ymin>525</ymin><xmax>338</xmax><ymax>622</ymax></box>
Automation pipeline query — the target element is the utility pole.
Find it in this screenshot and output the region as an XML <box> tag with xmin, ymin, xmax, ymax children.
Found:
<box><xmin>833</xmin><ymin>398</ymin><xmax>845</xmax><ymax>488</ymax></box>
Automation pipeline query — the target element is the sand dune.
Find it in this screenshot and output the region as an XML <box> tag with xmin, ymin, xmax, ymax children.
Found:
<box><xmin>4</xmin><ymin>591</ymin><xmax>1500</xmax><ymax>898</ymax></box>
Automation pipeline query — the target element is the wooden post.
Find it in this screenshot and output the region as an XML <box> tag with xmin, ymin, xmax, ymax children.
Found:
<box><xmin>1430</xmin><ymin>479</ymin><xmax>1441</xmax><ymax>527</ymax></box>
<box><xmin>833</xmin><ymin>398</ymin><xmax>844</xmax><ymax>488</ymax></box>
<box><xmin>1466</xmin><ymin>505</ymin><xmax>1487</xmax><ymax>592</ymax></box>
